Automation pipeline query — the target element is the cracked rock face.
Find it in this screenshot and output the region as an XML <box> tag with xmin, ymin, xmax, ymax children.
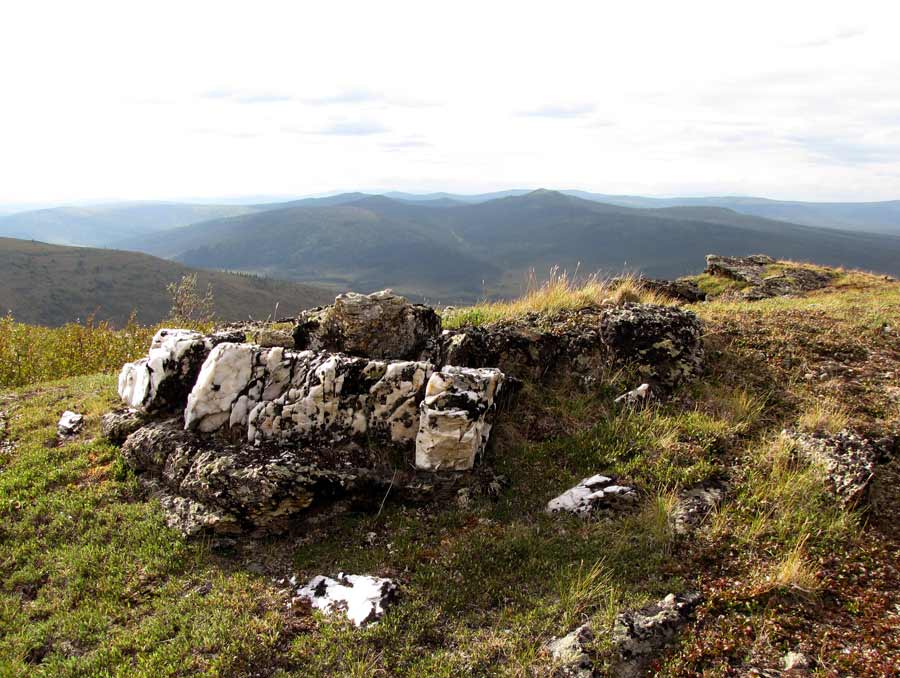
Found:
<box><xmin>415</xmin><ymin>366</ymin><xmax>504</xmax><ymax>471</ymax></box>
<box><xmin>616</xmin><ymin>276</ymin><xmax>707</xmax><ymax>303</ymax></box>
<box><xmin>184</xmin><ymin>343</ymin><xmax>434</xmax><ymax>448</ymax></box>
<box><xmin>294</xmin><ymin>573</ymin><xmax>398</xmax><ymax>626</ymax></box>
<box><xmin>117</xmin><ymin>328</ymin><xmax>238</xmax><ymax>414</ymax></box>
<box><xmin>787</xmin><ymin>429</ymin><xmax>877</xmax><ymax>505</ymax></box>
<box><xmin>293</xmin><ymin>290</ymin><xmax>442</xmax><ymax>361</ymax></box>
<box><xmin>546</xmin><ymin>474</ymin><xmax>638</xmax><ymax>516</ymax></box>
<box><xmin>600</xmin><ymin>303</ymin><xmax>704</xmax><ymax>389</ymax></box>
<box><xmin>611</xmin><ymin>591</ymin><xmax>702</xmax><ymax>677</ymax></box>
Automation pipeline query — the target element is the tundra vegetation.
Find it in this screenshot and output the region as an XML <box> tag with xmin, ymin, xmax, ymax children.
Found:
<box><xmin>1</xmin><ymin>263</ymin><xmax>898</xmax><ymax>676</ymax></box>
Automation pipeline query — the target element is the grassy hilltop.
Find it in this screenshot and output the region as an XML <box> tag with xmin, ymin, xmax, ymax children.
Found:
<box><xmin>0</xmin><ymin>264</ymin><xmax>898</xmax><ymax>676</ymax></box>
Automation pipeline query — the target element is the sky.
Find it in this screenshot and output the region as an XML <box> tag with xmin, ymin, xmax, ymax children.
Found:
<box><xmin>1</xmin><ymin>0</ymin><xmax>899</xmax><ymax>205</ymax></box>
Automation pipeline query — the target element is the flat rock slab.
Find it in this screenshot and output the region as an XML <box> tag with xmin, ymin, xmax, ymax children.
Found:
<box><xmin>705</xmin><ymin>254</ymin><xmax>833</xmax><ymax>300</ymax></box>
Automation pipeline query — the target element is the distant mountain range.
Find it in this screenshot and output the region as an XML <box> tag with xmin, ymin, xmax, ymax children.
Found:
<box><xmin>0</xmin><ymin>237</ymin><xmax>335</xmax><ymax>327</ymax></box>
<box><xmin>114</xmin><ymin>190</ymin><xmax>900</xmax><ymax>302</ymax></box>
<box><xmin>2</xmin><ymin>190</ymin><xmax>899</xmax><ymax>247</ymax></box>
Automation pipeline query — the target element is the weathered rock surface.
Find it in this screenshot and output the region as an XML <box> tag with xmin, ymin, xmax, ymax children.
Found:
<box><xmin>57</xmin><ymin>411</ymin><xmax>83</xmax><ymax>437</ymax></box>
<box><xmin>117</xmin><ymin>328</ymin><xmax>243</xmax><ymax>413</ymax></box>
<box><xmin>600</xmin><ymin>303</ymin><xmax>704</xmax><ymax>388</ymax></box>
<box><xmin>442</xmin><ymin>303</ymin><xmax>703</xmax><ymax>389</ymax></box>
<box><xmin>415</xmin><ymin>366</ymin><xmax>505</xmax><ymax>470</ymax></box>
<box><xmin>671</xmin><ymin>481</ymin><xmax>726</xmax><ymax>535</ymax></box>
<box><xmin>705</xmin><ymin>254</ymin><xmax>833</xmax><ymax>300</ymax></box>
<box><xmin>184</xmin><ymin>343</ymin><xmax>435</xmax><ymax>450</ymax></box>
<box><xmin>120</xmin><ymin>418</ymin><xmax>381</xmax><ymax>534</ymax></box>
<box><xmin>546</xmin><ymin>623</ymin><xmax>594</xmax><ymax>677</ymax></box>
<box><xmin>101</xmin><ymin>408</ymin><xmax>147</xmax><ymax>445</ymax></box>
<box><xmin>611</xmin><ymin>591</ymin><xmax>702</xmax><ymax>677</ymax></box>
<box><xmin>293</xmin><ymin>290</ymin><xmax>442</xmax><ymax>361</ymax></box>
<box><xmin>787</xmin><ymin>429</ymin><xmax>876</xmax><ymax>505</ymax></box>
<box><xmin>546</xmin><ymin>474</ymin><xmax>638</xmax><ymax>517</ymax></box>
<box><xmin>294</xmin><ymin>573</ymin><xmax>398</xmax><ymax>626</ymax></box>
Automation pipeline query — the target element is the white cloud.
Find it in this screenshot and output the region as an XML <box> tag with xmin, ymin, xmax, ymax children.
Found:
<box><xmin>0</xmin><ymin>0</ymin><xmax>898</xmax><ymax>203</ymax></box>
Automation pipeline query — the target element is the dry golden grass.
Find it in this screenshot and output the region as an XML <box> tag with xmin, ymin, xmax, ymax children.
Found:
<box><xmin>442</xmin><ymin>269</ymin><xmax>672</xmax><ymax>328</ymax></box>
<box><xmin>769</xmin><ymin>535</ymin><xmax>820</xmax><ymax>594</ymax></box>
<box><xmin>797</xmin><ymin>399</ymin><xmax>851</xmax><ymax>435</ymax></box>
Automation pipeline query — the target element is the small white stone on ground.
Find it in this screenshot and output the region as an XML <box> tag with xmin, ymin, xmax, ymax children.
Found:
<box><xmin>547</xmin><ymin>474</ymin><xmax>638</xmax><ymax>516</ymax></box>
<box><xmin>57</xmin><ymin>411</ymin><xmax>84</xmax><ymax>437</ymax></box>
<box><xmin>294</xmin><ymin>573</ymin><xmax>397</xmax><ymax>626</ymax></box>
<box><xmin>615</xmin><ymin>383</ymin><xmax>650</xmax><ymax>404</ymax></box>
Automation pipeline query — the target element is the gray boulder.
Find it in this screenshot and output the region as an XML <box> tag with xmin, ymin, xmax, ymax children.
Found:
<box><xmin>705</xmin><ymin>254</ymin><xmax>833</xmax><ymax>300</ymax></box>
<box><xmin>57</xmin><ymin>411</ymin><xmax>84</xmax><ymax>437</ymax></box>
<box><xmin>546</xmin><ymin>624</ymin><xmax>594</xmax><ymax>677</ymax></box>
<box><xmin>293</xmin><ymin>290</ymin><xmax>442</xmax><ymax>361</ymax></box>
<box><xmin>600</xmin><ymin>303</ymin><xmax>704</xmax><ymax>389</ymax></box>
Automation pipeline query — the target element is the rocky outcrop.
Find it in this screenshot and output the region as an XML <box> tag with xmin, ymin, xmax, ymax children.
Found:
<box><xmin>442</xmin><ymin>303</ymin><xmax>703</xmax><ymax>389</ymax></box>
<box><xmin>787</xmin><ymin>429</ymin><xmax>876</xmax><ymax>505</ymax></box>
<box><xmin>294</xmin><ymin>573</ymin><xmax>398</xmax><ymax>627</ymax></box>
<box><xmin>611</xmin><ymin>591</ymin><xmax>702</xmax><ymax>677</ymax></box>
<box><xmin>618</xmin><ymin>277</ymin><xmax>706</xmax><ymax>303</ymax></box>
<box><xmin>415</xmin><ymin>366</ymin><xmax>505</xmax><ymax>470</ymax></box>
<box><xmin>546</xmin><ymin>474</ymin><xmax>638</xmax><ymax>517</ymax></box>
<box><xmin>705</xmin><ymin>254</ymin><xmax>833</xmax><ymax>300</ymax></box>
<box><xmin>183</xmin><ymin>343</ymin><xmax>435</xmax><ymax>449</ymax></box>
<box><xmin>120</xmin><ymin>418</ymin><xmax>384</xmax><ymax>534</ymax></box>
<box><xmin>600</xmin><ymin>303</ymin><xmax>704</xmax><ymax>389</ymax></box>
<box><xmin>117</xmin><ymin>328</ymin><xmax>243</xmax><ymax>414</ymax></box>
<box><xmin>293</xmin><ymin>290</ymin><xmax>442</xmax><ymax>361</ymax></box>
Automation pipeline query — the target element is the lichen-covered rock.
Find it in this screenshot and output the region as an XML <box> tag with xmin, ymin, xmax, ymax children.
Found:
<box><xmin>546</xmin><ymin>474</ymin><xmax>638</xmax><ymax>517</ymax></box>
<box><xmin>600</xmin><ymin>303</ymin><xmax>704</xmax><ymax>389</ymax></box>
<box><xmin>705</xmin><ymin>254</ymin><xmax>833</xmax><ymax>300</ymax></box>
<box><xmin>415</xmin><ymin>366</ymin><xmax>504</xmax><ymax>470</ymax></box>
<box><xmin>117</xmin><ymin>329</ymin><xmax>217</xmax><ymax>413</ymax></box>
<box><xmin>293</xmin><ymin>290</ymin><xmax>442</xmax><ymax>360</ymax></box>
<box><xmin>294</xmin><ymin>573</ymin><xmax>398</xmax><ymax>626</ymax></box>
<box><xmin>100</xmin><ymin>408</ymin><xmax>147</xmax><ymax>445</ymax></box>
<box><xmin>120</xmin><ymin>418</ymin><xmax>382</xmax><ymax>534</ymax></box>
<box><xmin>184</xmin><ymin>343</ymin><xmax>435</xmax><ymax>448</ymax></box>
<box><xmin>611</xmin><ymin>592</ymin><xmax>702</xmax><ymax>677</ymax></box>
<box><xmin>253</xmin><ymin>327</ymin><xmax>294</xmax><ymax>348</ymax></box>
<box><xmin>705</xmin><ymin>254</ymin><xmax>776</xmax><ymax>283</ymax></box>
<box><xmin>670</xmin><ymin>482</ymin><xmax>725</xmax><ymax>535</ymax></box>
<box><xmin>787</xmin><ymin>429</ymin><xmax>877</xmax><ymax>505</ymax></box>
<box><xmin>57</xmin><ymin>411</ymin><xmax>83</xmax><ymax>437</ymax></box>
<box><xmin>442</xmin><ymin>303</ymin><xmax>703</xmax><ymax>391</ymax></box>
<box><xmin>546</xmin><ymin>623</ymin><xmax>594</xmax><ymax>677</ymax></box>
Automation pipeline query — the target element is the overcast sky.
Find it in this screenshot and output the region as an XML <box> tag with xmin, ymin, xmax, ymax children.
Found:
<box><xmin>2</xmin><ymin>0</ymin><xmax>899</xmax><ymax>204</ymax></box>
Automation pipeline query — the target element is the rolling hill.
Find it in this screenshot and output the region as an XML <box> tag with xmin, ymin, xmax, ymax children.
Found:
<box><xmin>120</xmin><ymin>190</ymin><xmax>900</xmax><ymax>303</ymax></box>
<box><xmin>0</xmin><ymin>202</ymin><xmax>272</xmax><ymax>247</ymax></box>
<box><xmin>0</xmin><ymin>237</ymin><xmax>336</xmax><ymax>326</ymax></box>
